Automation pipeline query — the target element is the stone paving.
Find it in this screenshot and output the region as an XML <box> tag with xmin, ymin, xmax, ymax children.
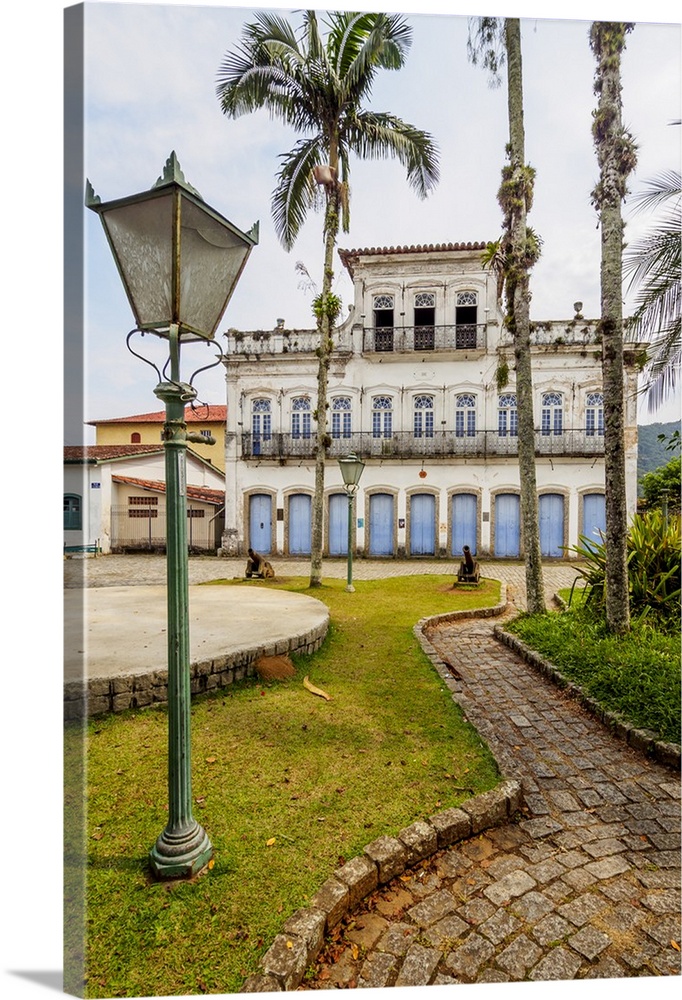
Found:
<box><xmin>299</xmin><ymin>612</ymin><xmax>681</xmax><ymax>989</ymax></box>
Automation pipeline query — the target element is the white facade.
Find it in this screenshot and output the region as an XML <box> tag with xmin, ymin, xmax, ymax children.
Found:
<box><xmin>220</xmin><ymin>243</ymin><xmax>641</xmax><ymax>561</ymax></box>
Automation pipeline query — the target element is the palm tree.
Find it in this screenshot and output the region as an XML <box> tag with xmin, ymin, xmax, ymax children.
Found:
<box><xmin>468</xmin><ymin>16</ymin><xmax>546</xmax><ymax>615</ymax></box>
<box><xmin>624</xmin><ymin>165</ymin><xmax>681</xmax><ymax>411</ymax></box>
<box><xmin>590</xmin><ymin>21</ymin><xmax>638</xmax><ymax>634</ymax></box>
<box><xmin>217</xmin><ymin>10</ymin><xmax>439</xmax><ymax>586</ymax></box>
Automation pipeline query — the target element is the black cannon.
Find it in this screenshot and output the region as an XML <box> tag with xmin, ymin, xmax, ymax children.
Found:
<box><xmin>456</xmin><ymin>545</ymin><xmax>480</xmax><ymax>585</ymax></box>
<box><xmin>245</xmin><ymin>548</ymin><xmax>275</xmax><ymax>579</ymax></box>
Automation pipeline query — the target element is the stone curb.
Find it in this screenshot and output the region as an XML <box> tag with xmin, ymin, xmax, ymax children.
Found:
<box><xmin>63</xmin><ymin>618</ymin><xmax>329</xmax><ymax>720</ymax></box>
<box><xmin>244</xmin><ymin>589</ymin><xmax>523</xmax><ymax>993</ymax></box>
<box><xmin>493</xmin><ymin>622</ymin><xmax>681</xmax><ymax>771</ymax></box>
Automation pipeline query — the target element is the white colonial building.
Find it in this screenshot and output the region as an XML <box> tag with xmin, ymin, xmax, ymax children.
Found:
<box><xmin>219</xmin><ymin>241</ymin><xmax>642</xmax><ymax>561</ymax></box>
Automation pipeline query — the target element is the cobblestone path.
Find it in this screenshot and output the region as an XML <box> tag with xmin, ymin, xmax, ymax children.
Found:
<box><xmin>302</xmin><ymin>615</ymin><xmax>681</xmax><ymax>989</ymax></box>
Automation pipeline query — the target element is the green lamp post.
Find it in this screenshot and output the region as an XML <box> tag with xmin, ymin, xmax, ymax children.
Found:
<box><xmin>337</xmin><ymin>453</ymin><xmax>365</xmax><ymax>593</ymax></box>
<box><xmin>87</xmin><ymin>153</ymin><xmax>258</xmax><ymax>878</ymax></box>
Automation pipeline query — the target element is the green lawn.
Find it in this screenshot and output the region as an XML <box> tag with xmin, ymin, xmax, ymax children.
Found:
<box><xmin>75</xmin><ymin>575</ymin><xmax>501</xmax><ymax>998</ymax></box>
<box><xmin>507</xmin><ymin>602</ymin><xmax>681</xmax><ymax>744</ymax></box>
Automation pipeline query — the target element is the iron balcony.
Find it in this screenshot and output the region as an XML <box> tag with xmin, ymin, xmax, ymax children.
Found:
<box><xmin>241</xmin><ymin>429</ymin><xmax>606</xmax><ymax>460</ymax></box>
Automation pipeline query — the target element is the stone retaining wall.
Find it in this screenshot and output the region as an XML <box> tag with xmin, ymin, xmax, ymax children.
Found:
<box><xmin>63</xmin><ymin>621</ymin><xmax>328</xmax><ymax>721</ymax></box>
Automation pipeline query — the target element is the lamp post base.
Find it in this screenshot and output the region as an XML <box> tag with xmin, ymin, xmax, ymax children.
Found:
<box><xmin>149</xmin><ymin>821</ymin><xmax>213</xmax><ymax>879</ymax></box>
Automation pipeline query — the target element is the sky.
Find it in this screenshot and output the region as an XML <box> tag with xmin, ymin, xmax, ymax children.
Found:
<box><xmin>70</xmin><ymin>0</ymin><xmax>681</xmax><ymax>436</ymax></box>
<box><xmin>2</xmin><ymin>4</ymin><xmax>681</xmax><ymax>1000</ymax></box>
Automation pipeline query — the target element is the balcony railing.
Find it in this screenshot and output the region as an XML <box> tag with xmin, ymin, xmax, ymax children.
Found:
<box><xmin>224</xmin><ymin>328</ymin><xmax>353</xmax><ymax>356</ymax></box>
<box><xmin>363</xmin><ymin>324</ymin><xmax>485</xmax><ymax>353</ymax></box>
<box><xmin>499</xmin><ymin>320</ymin><xmax>600</xmax><ymax>348</ymax></box>
<box><xmin>241</xmin><ymin>429</ymin><xmax>605</xmax><ymax>460</ymax></box>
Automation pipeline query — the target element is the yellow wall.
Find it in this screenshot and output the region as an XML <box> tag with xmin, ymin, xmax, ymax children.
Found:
<box><xmin>94</xmin><ymin>421</ymin><xmax>226</xmax><ymax>471</ymax></box>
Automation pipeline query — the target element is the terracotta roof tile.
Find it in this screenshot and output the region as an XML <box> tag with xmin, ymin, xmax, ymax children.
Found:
<box><xmin>88</xmin><ymin>405</ymin><xmax>227</xmax><ymax>425</ymax></box>
<box><xmin>338</xmin><ymin>241</ymin><xmax>490</xmax><ymax>278</ymax></box>
<box><xmin>64</xmin><ymin>444</ymin><xmax>164</xmax><ymax>462</ymax></box>
<box><xmin>112</xmin><ymin>475</ymin><xmax>224</xmax><ymax>505</ymax></box>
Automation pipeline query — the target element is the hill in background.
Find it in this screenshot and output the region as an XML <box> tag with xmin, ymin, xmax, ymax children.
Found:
<box><xmin>638</xmin><ymin>421</ymin><xmax>681</xmax><ymax>490</ymax></box>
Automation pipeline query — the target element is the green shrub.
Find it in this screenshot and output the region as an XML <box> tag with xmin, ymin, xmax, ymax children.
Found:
<box><xmin>569</xmin><ymin>510</ymin><xmax>681</xmax><ymax>625</ymax></box>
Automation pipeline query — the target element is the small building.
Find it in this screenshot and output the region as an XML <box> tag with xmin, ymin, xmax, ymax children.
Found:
<box><xmin>87</xmin><ymin>405</ymin><xmax>227</xmax><ymax>471</ymax></box>
<box><xmin>64</xmin><ymin>445</ymin><xmax>225</xmax><ymax>554</ymax></box>
<box><xmin>218</xmin><ymin>241</ymin><xmax>643</xmax><ymax>560</ymax></box>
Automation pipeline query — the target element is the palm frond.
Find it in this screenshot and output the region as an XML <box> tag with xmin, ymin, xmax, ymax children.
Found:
<box><xmin>272</xmin><ymin>138</ymin><xmax>325</xmax><ymax>251</ymax></box>
<box><xmin>343</xmin><ymin>110</ymin><xmax>440</xmax><ymax>198</ymax></box>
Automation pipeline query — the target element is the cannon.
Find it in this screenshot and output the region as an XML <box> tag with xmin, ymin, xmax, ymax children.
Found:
<box><xmin>245</xmin><ymin>548</ymin><xmax>275</xmax><ymax>579</ymax></box>
<box><xmin>456</xmin><ymin>545</ymin><xmax>480</xmax><ymax>585</ymax></box>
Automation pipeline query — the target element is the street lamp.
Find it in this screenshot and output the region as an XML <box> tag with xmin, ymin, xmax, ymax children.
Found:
<box><xmin>337</xmin><ymin>453</ymin><xmax>365</xmax><ymax>593</ymax></box>
<box><xmin>87</xmin><ymin>152</ymin><xmax>258</xmax><ymax>878</ymax></box>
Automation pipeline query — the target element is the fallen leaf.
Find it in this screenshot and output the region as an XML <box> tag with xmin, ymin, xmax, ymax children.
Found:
<box><xmin>266</xmin><ymin>837</ymin><xmax>276</xmax><ymax>847</ymax></box>
<box><xmin>205</xmin><ymin>756</ymin><xmax>217</xmax><ymax>764</ymax></box>
<box><xmin>351</xmin><ymin>944</ymin><xmax>359</xmax><ymax>960</ymax></box>
<box><xmin>208</xmin><ymin>859</ymin><xmax>215</xmax><ymax>870</ymax></box>
<box><xmin>91</xmin><ymin>830</ymin><xmax>103</xmax><ymax>840</ymax></box>
<box><xmin>303</xmin><ymin>676</ymin><xmax>332</xmax><ymax>700</ymax></box>
<box><xmin>286</xmin><ymin>940</ymin><xmax>293</xmax><ymax>950</ymax></box>
<box><xmin>671</xmin><ymin>940</ymin><xmax>680</xmax><ymax>952</ymax></box>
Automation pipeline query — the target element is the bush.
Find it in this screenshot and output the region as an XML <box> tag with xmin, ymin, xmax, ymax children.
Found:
<box><xmin>569</xmin><ymin>510</ymin><xmax>681</xmax><ymax>625</ymax></box>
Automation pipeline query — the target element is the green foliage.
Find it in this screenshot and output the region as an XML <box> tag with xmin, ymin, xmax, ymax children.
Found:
<box><xmin>508</xmin><ymin>607</ymin><xmax>680</xmax><ymax>743</ymax></box>
<box><xmin>637</xmin><ymin>421</ymin><xmax>681</xmax><ymax>482</ymax></box>
<box><xmin>639</xmin><ymin>455</ymin><xmax>681</xmax><ymax>513</ymax></box>
<box><xmin>312</xmin><ymin>291</ymin><xmax>342</xmax><ymax>325</ymax></box>
<box><xmin>568</xmin><ymin>510</ymin><xmax>681</xmax><ymax>624</ymax></box>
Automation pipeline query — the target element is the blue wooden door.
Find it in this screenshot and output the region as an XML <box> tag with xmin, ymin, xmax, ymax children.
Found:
<box><xmin>249</xmin><ymin>494</ymin><xmax>272</xmax><ymax>553</ymax></box>
<box><xmin>539</xmin><ymin>494</ymin><xmax>564</xmax><ymax>557</ymax></box>
<box><xmin>583</xmin><ymin>493</ymin><xmax>606</xmax><ymax>546</ymax></box>
<box><xmin>369</xmin><ymin>494</ymin><xmax>394</xmax><ymax>556</ymax></box>
<box><xmin>410</xmin><ymin>494</ymin><xmax>435</xmax><ymax>555</ymax></box>
<box><xmin>289</xmin><ymin>494</ymin><xmax>312</xmax><ymax>555</ymax></box>
<box><xmin>495</xmin><ymin>493</ymin><xmax>520</xmax><ymax>557</ymax></box>
<box><xmin>451</xmin><ymin>494</ymin><xmax>477</xmax><ymax>556</ymax></box>
<box><xmin>329</xmin><ymin>493</ymin><xmax>348</xmax><ymax>556</ymax></box>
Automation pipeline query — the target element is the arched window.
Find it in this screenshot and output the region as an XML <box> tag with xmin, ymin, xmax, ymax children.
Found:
<box><xmin>414</xmin><ymin>292</ymin><xmax>436</xmax><ymax>350</ymax></box>
<box><xmin>130</xmin><ymin>432</ymin><xmax>141</xmax><ymax>443</ymax></box>
<box><xmin>586</xmin><ymin>392</ymin><xmax>604</xmax><ymax>436</ymax></box>
<box><xmin>331</xmin><ymin>396</ymin><xmax>352</xmax><ymax>439</ymax></box>
<box><xmin>456</xmin><ymin>291</ymin><xmax>478</xmax><ymax>348</ymax></box>
<box><xmin>498</xmin><ymin>393</ymin><xmax>518</xmax><ymax>437</ymax></box>
<box><xmin>541</xmin><ymin>392</ymin><xmax>563</xmax><ymax>436</ymax></box>
<box><xmin>292</xmin><ymin>396</ymin><xmax>312</xmax><ymax>439</ymax></box>
<box><xmin>64</xmin><ymin>494</ymin><xmax>82</xmax><ymax>531</ymax></box>
<box><xmin>372</xmin><ymin>396</ymin><xmax>393</xmax><ymax>439</ymax></box>
<box><xmin>413</xmin><ymin>395</ymin><xmax>434</xmax><ymax>438</ymax></box>
<box><xmin>252</xmin><ymin>398</ymin><xmax>272</xmax><ymax>439</ymax></box>
<box><xmin>455</xmin><ymin>393</ymin><xmax>476</xmax><ymax>437</ymax></box>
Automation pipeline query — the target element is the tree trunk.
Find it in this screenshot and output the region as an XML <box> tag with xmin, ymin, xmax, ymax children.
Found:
<box><xmin>505</xmin><ymin>18</ymin><xmax>545</xmax><ymax>614</ymax></box>
<box><xmin>309</xmin><ymin>182</ymin><xmax>340</xmax><ymax>588</ymax></box>
<box><xmin>591</xmin><ymin>22</ymin><xmax>635</xmax><ymax>634</ymax></box>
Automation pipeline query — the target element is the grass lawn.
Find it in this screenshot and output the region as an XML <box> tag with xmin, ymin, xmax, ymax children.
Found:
<box><xmin>507</xmin><ymin>598</ymin><xmax>681</xmax><ymax>745</ymax></box>
<box><xmin>74</xmin><ymin>574</ymin><xmax>501</xmax><ymax>998</ymax></box>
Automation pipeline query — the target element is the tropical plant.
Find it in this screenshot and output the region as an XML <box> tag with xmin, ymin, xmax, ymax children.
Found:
<box><xmin>569</xmin><ymin>509</ymin><xmax>681</xmax><ymax>625</ymax></box>
<box><xmin>639</xmin><ymin>454</ymin><xmax>681</xmax><ymax>513</ymax></box>
<box><xmin>217</xmin><ymin>10</ymin><xmax>439</xmax><ymax>586</ymax></box>
<box><xmin>589</xmin><ymin>21</ymin><xmax>638</xmax><ymax>634</ymax></box>
<box><xmin>624</xmin><ymin>165</ymin><xmax>681</xmax><ymax>410</ymax></box>
<box><xmin>468</xmin><ymin>16</ymin><xmax>545</xmax><ymax>614</ymax></box>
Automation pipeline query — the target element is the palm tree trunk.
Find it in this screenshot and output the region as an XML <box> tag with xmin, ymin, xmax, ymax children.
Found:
<box><xmin>591</xmin><ymin>22</ymin><xmax>635</xmax><ymax>634</ymax></box>
<box><xmin>505</xmin><ymin>18</ymin><xmax>545</xmax><ymax>614</ymax></box>
<box><xmin>309</xmin><ymin>182</ymin><xmax>340</xmax><ymax>588</ymax></box>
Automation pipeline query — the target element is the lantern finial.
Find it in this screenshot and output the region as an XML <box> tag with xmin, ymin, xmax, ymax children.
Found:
<box><xmin>153</xmin><ymin>151</ymin><xmax>202</xmax><ymax>198</ymax></box>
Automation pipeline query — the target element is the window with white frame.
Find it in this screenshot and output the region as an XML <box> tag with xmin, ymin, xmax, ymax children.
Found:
<box><xmin>251</xmin><ymin>398</ymin><xmax>272</xmax><ymax>441</ymax></box>
<box><xmin>586</xmin><ymin>392</ymin><xmax>605</xmax><ymax>436</ymax></box>
<box><xmin>331</xmin><ymin>396</ymin><xmax>352</xmax><ymax>439</ymax></box>
<box><xmin>498</xmin><ymin>393</ymin><xmax>518</xmax><ymax>437</ymax></box>
<box><xmin>541</xmin><ymin>392</ymin><xmax>563</xmax><ymax>436</ymax></box>
<box><xmin>292</xmin><ymin>396</ymin><xmax>312</xmax><ymax>439</ymax></box>
<box><xmin>372</xmin><ymin>395</ymin><xmax>393</xmax><ymax>438</ymax></box>
<box><xmin>413</xmin><ymin>395</ymin><xmax>434</xmax><ymax>438</ymax></box>
<box><xmin>455</xmin><ymin>393</ymin><xmax>477</xmax><ymax>437</ymax></box>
